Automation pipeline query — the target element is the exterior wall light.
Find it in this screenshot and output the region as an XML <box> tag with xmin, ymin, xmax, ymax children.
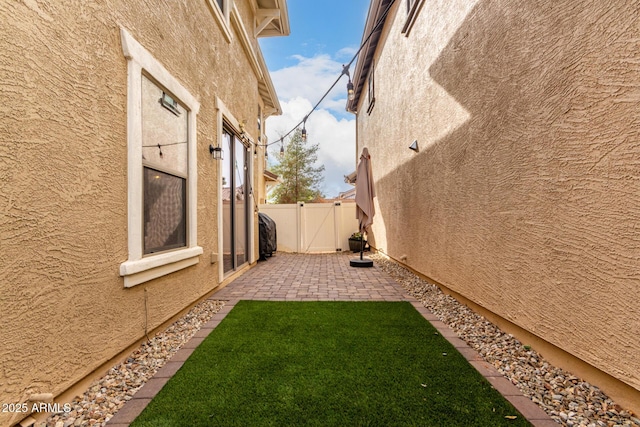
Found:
<box><xmin>160</xmin><ymin>92</ymin><xmax>181</xmax><ymax>116</ymax></box>
<box><xmin>209</xmin><ymin>144</ymin><xmax>223</xmax><ymax>160</ymax></box>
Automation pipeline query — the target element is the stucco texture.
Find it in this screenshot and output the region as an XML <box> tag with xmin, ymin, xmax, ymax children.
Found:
<box><xmin>357</xmin><ymin>0</ymin><xmax>639</xmax><ymax>397</ymax></box>
<box><xmin>0</xmin><ymin>1</ymin><xmax>268</xmax><ymax>424</ymax></box>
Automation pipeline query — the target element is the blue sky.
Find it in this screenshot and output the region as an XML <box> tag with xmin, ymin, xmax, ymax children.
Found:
<box><xmin>259</xmin><ymin>0</ymin><xmax>371</xmax><ymax>198</ymax></box>
<box><xmin>260</xmin><ymin>0</ymin><xmax>370</xmax><ymax>71</ymax></box>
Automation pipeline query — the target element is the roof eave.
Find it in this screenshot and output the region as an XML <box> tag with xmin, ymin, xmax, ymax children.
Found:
<box><xmin>346</xmin><ymin>0</ymin><xmax>394</xmax><ymax>113</ymax></box>
<box><xmin>255</xmin><ymin>0</ymin><xmax>291</xmax><ymax>38</ymax></box>
<box><xmin>254</xmin><ymin>0</ymin><xmax>289</xmax><ymax>116</ymax></box>
<box><xmin>257</xmin><ymin>48</ymin><xmax>282</xmax><ymax>116</ymax></box>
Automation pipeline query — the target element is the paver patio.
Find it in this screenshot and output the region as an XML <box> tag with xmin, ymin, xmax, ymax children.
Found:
<box><xmin>213</xmin><ymin>252</ymin><xmax>411</xmax><ymax>302</ymax></box>
<box><xmin>106</xmin><ymin>252</ymin><xmax>556</xmax><ymax>427</ymax></box>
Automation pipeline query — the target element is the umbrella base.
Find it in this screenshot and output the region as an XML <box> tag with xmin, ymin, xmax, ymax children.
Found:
<box><xmin>350</xmin><ymin>257</ymin><xmax>373</xmax><ymax>268</ymax></box>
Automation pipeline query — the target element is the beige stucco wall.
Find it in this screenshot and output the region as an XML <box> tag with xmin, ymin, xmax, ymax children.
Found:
<box><xmin>0</xmin><ymin>1</ymin><xmax>272</xmax><ymax>425</ymax></box>
<box><xmin>356</xmin><ymin>0</ymin><xmax>640</xmax><ymax>407</ymax></box>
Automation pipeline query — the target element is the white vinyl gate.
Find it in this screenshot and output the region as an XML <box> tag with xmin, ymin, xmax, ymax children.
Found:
<box><xmin>259</xmin><ymin>202</ymin><xmax>358</xmax><ymax>253</ymax></box>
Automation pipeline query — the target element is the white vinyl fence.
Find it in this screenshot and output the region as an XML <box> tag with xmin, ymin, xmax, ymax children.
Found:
<box><xmin>259</xmin><ymin>202</ymin><xmax>358</xmax><ymax>253</ymax></box>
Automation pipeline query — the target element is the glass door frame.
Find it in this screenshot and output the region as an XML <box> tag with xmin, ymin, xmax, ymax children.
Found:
<box><xmin>221</xmin><ymin>123</ymin><xmax>250</xmax><ymax>276</ymax></box>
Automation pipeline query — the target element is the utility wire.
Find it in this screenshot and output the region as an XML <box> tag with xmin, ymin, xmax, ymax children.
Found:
<box><xmin>253</xmin><ymin>0</ymin><xmax>397</xmax><ymax>149</ymax></box>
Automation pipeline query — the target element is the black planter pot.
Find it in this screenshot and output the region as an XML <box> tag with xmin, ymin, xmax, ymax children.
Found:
<box><xmin>348</xmin><ymin>238</ymin><xmax>366</xmax><ymax>252</ymax></box>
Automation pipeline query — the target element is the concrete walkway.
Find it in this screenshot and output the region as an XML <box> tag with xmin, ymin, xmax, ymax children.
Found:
<box><xmin>107</xmin><ymin>252</ymin><xmax>556</xmax><ymax>427</ymax></box>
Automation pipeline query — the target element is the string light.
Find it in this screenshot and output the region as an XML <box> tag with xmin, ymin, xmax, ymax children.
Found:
<box><xmin>345</xmin><ymin>67</ymin><xmax>355</xmax><ymax>101</ymax></box>
<box><xmin>142</xmin><ymin>140</ymin><xmax>187</xmax><ymax>155</ymax></box>
<box><xmin>250</xmin><ymin>0</ymin><xmax>396</xmax><ymax>152</ymax></box>
<box><xmin>243</xmin><ymin>1</ymin><xmax>396</xmax><ymax>214</ymax></box>
<box><xmin>301</xmin><ymin>116</ymin><xmax>308</xmax><ymax>142</ymax></box>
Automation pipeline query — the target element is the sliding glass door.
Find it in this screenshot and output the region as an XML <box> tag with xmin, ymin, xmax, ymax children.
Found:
<box><xmin>221</xmin><ymin>126</ymin><xmax>250</xmax><ymax>275</ymax></box>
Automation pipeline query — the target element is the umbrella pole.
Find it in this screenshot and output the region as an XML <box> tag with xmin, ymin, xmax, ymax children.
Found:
<box><xmin>350</xmin><ymin>232</ymin><xmax>373</xmax><ymax>267</ymax></box>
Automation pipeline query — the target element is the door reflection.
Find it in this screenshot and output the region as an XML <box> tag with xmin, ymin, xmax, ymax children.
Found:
<box><xmin>221</xmin><ymin>126</ymin><xmax>249</xmax><ymax>274</ymax></box>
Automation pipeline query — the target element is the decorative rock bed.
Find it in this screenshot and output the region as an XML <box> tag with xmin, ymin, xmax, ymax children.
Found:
<box><xmin>371</xmin><ymin>254</ymin><xmax>639</xmax><ymax>427</ymax></box>
<box><xmin>43</xmin><ymin>300</ymin><xmax>225</xmax><ymax>427</ymax></box>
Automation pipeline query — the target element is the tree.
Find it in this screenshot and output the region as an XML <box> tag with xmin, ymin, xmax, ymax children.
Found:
<box><xmin>270</xmin><ymin>129</ymin><xmax>325</xmax><ymax>203</ymax></box>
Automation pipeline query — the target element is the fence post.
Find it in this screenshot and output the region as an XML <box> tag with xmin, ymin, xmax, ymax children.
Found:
<box><xmin>334</xmin><ymin>201</ymin><xmax>342</xmax><ymax>252</ymax></box>
<box><xmin>297</xmin><ymin>202</ymin><xmax>304</xmax><ymax>253</ymax></box>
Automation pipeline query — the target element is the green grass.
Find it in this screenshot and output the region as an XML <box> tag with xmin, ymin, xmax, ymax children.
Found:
<box><xmin>131</xmin><ymin>301</ymin><xmax>531</xmax><ymax>427</ymax></box>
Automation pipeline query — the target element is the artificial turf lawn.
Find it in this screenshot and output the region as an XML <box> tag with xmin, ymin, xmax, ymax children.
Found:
<box><xmin>131</xmin><ymin>301</ymin><xmax>531</xmax><ymax>427</ymax></box>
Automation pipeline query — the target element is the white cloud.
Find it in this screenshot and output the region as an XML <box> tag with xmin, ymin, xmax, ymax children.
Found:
<box><xmin>266</xmin><ymin>53</ymin><xmax>358</xmax><ymax>198</ymax></box>
<box><xmin>336</xmin><ymin>46</ymin><xmax>358</xmax><ymax>60</ymax></box>
<box><xmin>266</xmin><ymin>96</ymin><xmax>356</xmax><ymax>199</ymax></box>
<box><xmin>269</xmin><ymin>54</ymin><xmax>353</xmax><ymax>117</ymax></box>
<box><xmin>270</xmin><ymin>55</ymin><xmax>339</xmax><ymax>100</ymax></box>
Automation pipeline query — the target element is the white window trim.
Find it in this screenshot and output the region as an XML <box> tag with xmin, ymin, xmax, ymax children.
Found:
<box><xmin>367</xmin><ymin>62</ymin><xmax>376</xmax><ymax>115</ymax></box>
<box><xmin>119</xmin><ymin>27</ymin><xmax>202</xmax><ymax>288</ymax></box>
<box><xmin>207</xmin><ymin>0</ymin><xmax>233</xmax><ymax>43</ymax></box>
<box><xmin>402</xmin><ymin>0</ymin><xmax>425</xmax><ymax>36</ymax></box>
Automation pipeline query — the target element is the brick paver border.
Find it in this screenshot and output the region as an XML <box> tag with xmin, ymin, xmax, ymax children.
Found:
<box><xmin>106</xmin><ymin>254</ymin><xmax>556</xmax><ymax>426</ymax></box>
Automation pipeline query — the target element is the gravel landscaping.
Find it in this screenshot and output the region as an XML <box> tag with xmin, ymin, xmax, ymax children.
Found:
<box><xmin>43</xmin><ymin>299</ymin><xmax>225</xmax><ymax>427</ymax></box>
<box><xmin>41</xmin><ymin>254</ymin><xmax>639</xmax><ymax>427</ymax></box>
<box><xmin>371</xmin><ymin>254</ymin><xmax>639</xmax><ymax>427</ymax></box>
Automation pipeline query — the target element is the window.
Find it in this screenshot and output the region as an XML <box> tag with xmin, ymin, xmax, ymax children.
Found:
<box><xmin>402</xmin><ymin>0</ymin><xmax>425</xmax><ymax>35</ymax></box>
<box><xmin>208</xmin><ymin>0</ymin><xmax>232</xmax><ymax>42</ymax></box>
<box><xmin>367</xmin><ymin>62</ymin><xmax>375</xmax><ymax>115</ymax></box>
<box><xmin>257</xmin><ymin>104</ymin><xmax>262</xmax><ymax>133</ymax></box>
<box><xmin>143</xmin><ymin>167</ymin><xmax>186</xmax><ymax>254</ymax></box>
<box><xmin>142</xmin><ymin>76</ymin><xmax>188</xmax><ymax>254</ymax></box>
<box><xmin>119</xmin><ymin>28</ymin><xmax>202</xmax><ymax>288</ymax></box>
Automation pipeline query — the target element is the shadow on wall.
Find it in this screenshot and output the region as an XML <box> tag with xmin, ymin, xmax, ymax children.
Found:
<box><xmin>375</xmin><ymin>0</ymin><xmax>640</xmax><ymax>391</ymax></box>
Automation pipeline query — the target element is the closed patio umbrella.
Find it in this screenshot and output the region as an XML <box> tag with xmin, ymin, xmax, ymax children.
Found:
<box><xmin>351</xmin><ymin>147</ymin><xmax>375</xmax><ymax>267</ymax></box>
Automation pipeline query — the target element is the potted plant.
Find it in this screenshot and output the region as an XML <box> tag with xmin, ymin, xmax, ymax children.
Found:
<box><xmin>348</xmin><ymin>232</ymin><xmax>366</xmax><ymax>252</ymax></box>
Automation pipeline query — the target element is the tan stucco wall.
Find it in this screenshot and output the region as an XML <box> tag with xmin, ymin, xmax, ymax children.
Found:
<box><xmin>355</xmin><ymin>0</ymin><xmax>640</xmax><ymax>408</ymax></box>
<box><xmin>0</xmin><ymin>1</ymin><xmax>270</xmax><ymax>425</ymax></box>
